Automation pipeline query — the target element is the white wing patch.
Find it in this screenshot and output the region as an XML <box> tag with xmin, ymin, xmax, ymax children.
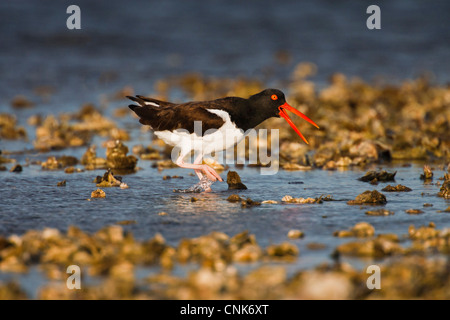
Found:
<box><xmin>206</xmin><ymin>109</ymin><xmax>231</xmax><ymax>123</ymax></box>
<box><xmin>144</xmin><ymin>101</ymin><xmax>159</xmax><ymax>107</ymax></box>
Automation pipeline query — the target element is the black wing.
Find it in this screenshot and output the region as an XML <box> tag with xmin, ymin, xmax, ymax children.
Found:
<box><xmin>128</xmin><ymin>96</ymin><xmax>227</xmax><ymax>135</ymax></box>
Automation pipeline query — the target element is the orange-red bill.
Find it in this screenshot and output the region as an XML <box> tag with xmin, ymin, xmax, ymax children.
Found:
<box><xmin>278</xmin><ymin>103</ymin><xmax>319</xmax><ymax>144</ymax></box>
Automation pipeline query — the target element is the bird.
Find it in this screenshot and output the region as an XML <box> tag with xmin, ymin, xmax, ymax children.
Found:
<box><xmin>128</xmin><ymin>88</ymin><xmax>319</xmax><ymax>192</ymax></box>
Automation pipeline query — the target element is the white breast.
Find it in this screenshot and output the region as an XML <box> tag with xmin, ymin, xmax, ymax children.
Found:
<box><xmin>154</xmin><ymin>109</ymin><xmax>245</xmax><ymax>157</ymax></box>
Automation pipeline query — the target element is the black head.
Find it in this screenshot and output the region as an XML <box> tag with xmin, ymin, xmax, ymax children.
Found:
<box><xmin>248</xmin><ymin>88</ymin><xmax>287</xmax><ymax>118</ymax></box>
<box><xmin>248</xmin><ymin>88</ymin><xmax>320</xmax><ymax>144</ymax></box>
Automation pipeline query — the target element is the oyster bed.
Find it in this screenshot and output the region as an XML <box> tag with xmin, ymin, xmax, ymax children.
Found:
<box><xmin>1</xmin><ymin>70</ymin><xmax>450</xmax><ymax>299</ymax></box>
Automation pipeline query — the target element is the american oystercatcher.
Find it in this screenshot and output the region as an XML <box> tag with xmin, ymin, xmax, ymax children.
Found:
<box><xmin>128</xmin><ymin>89</ymin><xmax>319</xmax><ymax>192</ymax></box>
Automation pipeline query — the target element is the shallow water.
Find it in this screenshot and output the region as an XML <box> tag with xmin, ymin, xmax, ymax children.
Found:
<box><xmin>1</xmin><ymin>157</ymin><xmax>449</xmax><ymax>256</ymax></box>
<box><xmin>1</xmin><ymin>155</ymin><xmax>450</xmax><ymax>298</ymax></box>
<box><xmin>0</xmin><ymin>0</ymin><xmax>449</xmax><ymax>298</ymax></box>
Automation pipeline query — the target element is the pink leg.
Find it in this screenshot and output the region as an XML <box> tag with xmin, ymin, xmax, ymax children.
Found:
<box><xmin>193</xmin><ymin>153</ymin><xmax>204</xmax><ymax>180</ymax></box>
<box><xmin>176</xmin><ymin>155</ymin><xmax>223</xmax><ymax>182</ymax></box>
<box><xmin>193</xmin><ymin>154</ymin><xmax>211</xmax><ymax>192</ymax></box>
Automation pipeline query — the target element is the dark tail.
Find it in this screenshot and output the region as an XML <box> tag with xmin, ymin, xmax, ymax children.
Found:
<box><xmin>127</xmin><ymin>95</ymin><xmax>147</xmax><ymax>109</ymax></box>
<box><xmin>126</xmin><ymin>96</ymin><xmax>159</xmax><ymax>128</ymax></box>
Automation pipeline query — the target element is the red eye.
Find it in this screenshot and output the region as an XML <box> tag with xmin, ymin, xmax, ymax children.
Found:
<box><xmin>271</xmin><ymin>94</ymin><xmax>278</xmax><ymax>101</ymax></box>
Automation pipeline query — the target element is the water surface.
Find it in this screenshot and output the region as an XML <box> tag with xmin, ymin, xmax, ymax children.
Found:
<box><xmin>0</xmin><ymin>0</ymin><xmax>449</xmax><ymax>298</ymax></box>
